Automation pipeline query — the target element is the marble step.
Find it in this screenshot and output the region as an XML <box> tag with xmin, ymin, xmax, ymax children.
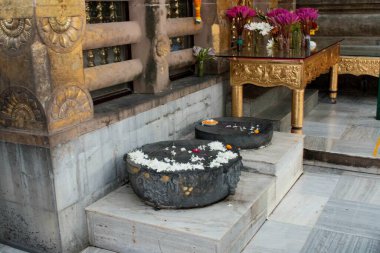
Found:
<box><xmin>81</xmin><ymin>247</ymin><xmax>116</xmax><ymax>253</ymax></box>
<box><xmin>85</xmin><ymin>172</ymin><xmax>275</xmax><ymax>253</ymax></box>
<box><xmin>226</xmin><ymin>86</ymin><xmax>292</xmax><ymax>117</ymax></box>
<box><xmin>255</xmin><ymin>89</ymin><xmax>319</xmax><ymax>132</ymax></box>
<box><xmin>240</xmin><ymin>132</ymin><xmax>304</xmax><ymax>214</ymax></box>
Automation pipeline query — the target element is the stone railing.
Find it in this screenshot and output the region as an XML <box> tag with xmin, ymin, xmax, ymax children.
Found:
<box><xmin>0</xmin><ymin>0</ymin><xmax>292</xmax><ymax>139</ymax></box>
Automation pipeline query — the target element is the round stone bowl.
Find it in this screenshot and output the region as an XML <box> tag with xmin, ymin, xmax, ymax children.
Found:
<box><xmin>124</xmin><ymin>140</ymin><xmax>242</xmax><ymax>209</ymax></box>
<box><xmin>195</xmin><ymin>117</ymin><xmax>274</xmax><ymax>149</ymax></box>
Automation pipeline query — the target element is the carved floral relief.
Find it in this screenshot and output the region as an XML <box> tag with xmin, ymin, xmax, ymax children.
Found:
<box><xmin>38</xmin><ymin>16</ymin><xmax>84</xmax><ymax>53</ymax></box>
<box><xmin>48</xmin><ymin>85</ymin><xmax>93</xmax><ymax>130</ymax></box>
<box><xmin>231</xmin><ymin>61</ymin><xmax>302</xmax><ymax>89</ymax></box>
<box><xmin>0</xmin><ymin>87</ymin><xmax>46</xmax><ymax>131</ymax></box>
<box><xmin>339</xmin><ymin>57</ymin><xmax>380</xmax><ymax>77</ymax></box>
<box><xmin>0</xmin><ymin>18</ymin><xmax>33</xmax><ymax>54</ymax></box>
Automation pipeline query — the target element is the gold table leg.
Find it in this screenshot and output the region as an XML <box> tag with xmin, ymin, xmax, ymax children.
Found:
<box><xmin>330</xmin><ymin>63</ymin><xmax>338</xmax><ymax>104</ymax></box>
<box><xmin>231</xmin><ymin>85</ymin><xmax>243</xmax><ymax>117</ymax></box>
<box><xmin>291</xmin><ymin>89</ymin><xmax>305</xmax><ymax>134</ymax></box>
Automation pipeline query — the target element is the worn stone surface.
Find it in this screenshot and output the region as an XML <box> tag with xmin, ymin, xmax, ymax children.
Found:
<box><xmin>241</xmin><ymin>131</ymin><xmax>304</xmax><ymax>214</ymax></box>
<box><xmin>86</xmin><ymin>172</ymin><xmax>274</xmax><ymax>253</ymax></box>
<box><xmin>0</xmin><ymin>142</ymin><xmax>60</xmax><ymax>253</ymax></box>
<box><xmin>0</xmin><ymin>81</ymin><xmax>225</xmax><ymax>253</ymax></box>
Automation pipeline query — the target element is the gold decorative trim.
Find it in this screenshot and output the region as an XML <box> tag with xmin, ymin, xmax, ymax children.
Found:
<box><xmin>339</xmin><ymin>56</ymin><xmax>380</xmax><ymax>77</ymax></box>
<box><xmin>303</xmin><ymin>45</ymin><xmax>340</xmax><ymax>86</ymax></box>
<box><xmin>0</xmin><ymin>86</ymin><xmax>46</xmax><ymax>131</ymax></box>
<box><xmin>230</xmin><ymin>60</ymin><xmax>303</xmax><ymax>89</ymax></box>
<box><xmin>48</xmin><ymin>85</ymin><xmax>93</xmax><ymax>131</ymax></box>
<box><xmin>0</xmin><ymin>18</ymin><xmax>33</xmax><ymax>54</ymax></box>
<box><xmin>38</xmin><ymin>15</ymin><xmax>84</xmax><ymax>53</ymax></box>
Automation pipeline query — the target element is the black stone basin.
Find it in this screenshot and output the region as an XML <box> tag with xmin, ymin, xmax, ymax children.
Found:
<box><xmin>195</xmin><ymin>117</ymin><xmax>273</xmax><ymax>149</ymax></box>
<box><xmin>124</xmin><ymin>140</ymin><xmax>242</xmax><ymax>209</ymax></box>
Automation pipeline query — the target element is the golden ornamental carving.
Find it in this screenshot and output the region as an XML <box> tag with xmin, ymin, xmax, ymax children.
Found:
<box><xmin>0</xmin><ymin>18</ymin><xmax>33</xmax><ymax>54</ymax></box>
<box><xmin>38</xmin><ymin>16</ymin><xmax>84</xmax><ymax>53</ymax></box>
<box><xmin>0</xmin><ymin>87</ymin><xmax>46</xmax><ymax>131</ymax></box>
<box><xmin>303</xmin><ymin>45</ymin><xmax>340</xmax><ymax>85</ymax></box>
<box><xmin>339</xmin><ymin>57</ymin><xmax>380</xmax><ymax>77</ymax></box>
<box><xmin>50</xmin><ymin>86</ymin><xmax>92</xmax><ymax>121</ymax></box>
<box><xmin>230</xmin><ymin>61</ymin><xmax>302</xmax><ymax>89</ymax></box>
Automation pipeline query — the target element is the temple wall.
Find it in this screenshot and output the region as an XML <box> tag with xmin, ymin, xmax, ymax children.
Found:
<box><xmin>297</xmin><ymin>0</ymin><xmax>380</xmax><ymax>49</ymax></box>
<box><xmin>0</xmin><ymin>81</ymin><xmax>225</xmax><ymax>253</ymax></box>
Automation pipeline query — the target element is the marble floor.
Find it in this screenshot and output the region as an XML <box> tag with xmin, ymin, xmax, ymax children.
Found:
<box><xmin>303</xmin><ymin>93</ymin><xmax>380</xmax><ymax>159</ymax></box>
<box><xmin>243</xmin><ymin>165</ymin><xmax>380</xmax><ymax>253</ymax></box>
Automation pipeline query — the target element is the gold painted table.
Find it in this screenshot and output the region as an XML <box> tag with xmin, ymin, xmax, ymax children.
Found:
<box><xmin>217</xmin><ymin>40</ymin><xmax>342</xmax><ymax>134</ymax></box>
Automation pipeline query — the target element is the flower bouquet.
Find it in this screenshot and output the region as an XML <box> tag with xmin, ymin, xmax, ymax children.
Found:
<box><xmin>244</xmin><ymin>21</ymin><xmax>273</xmax><ymax>50</ymax></box>
<box><xmin>267</xmin><ymin>8</ymin><xmax>299</xmax><ymax>51</ymax></box>
<box><xmin>226</xmin><ymin>5</ymin><xmax>256</xmax><ymax>51</ymax></box>
<box><xmin>295</xmin><ymin>8</ymin><xmax>319</xmax><ymax>49</ymax></box>
<box><xmin>193</xmin><ymin>46</ymin><xmax>215</xmax><ymax>77</ymax></box>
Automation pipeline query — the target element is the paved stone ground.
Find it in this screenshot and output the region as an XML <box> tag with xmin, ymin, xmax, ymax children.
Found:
<box><xmin>243</xmin><ymin>165</ymin><xmax>380</xmax><ymax>253</ymax></box>
<box><xmin>303</xmin><ymin>93</ymin><xmax>380</xmax><ymax>159</ymax></box>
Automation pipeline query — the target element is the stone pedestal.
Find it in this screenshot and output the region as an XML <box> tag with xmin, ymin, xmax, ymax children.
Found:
<box><xmin>86</xmin><ymin>172</ymin><xmax>274</xmax><ymax>253</ymax></box>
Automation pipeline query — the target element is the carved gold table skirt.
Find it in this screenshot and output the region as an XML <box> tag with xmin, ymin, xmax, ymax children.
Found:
<box><xmin>228</xmin><ymin>43</ymin><xmax>341</xmax><ymax>134</ymax></box>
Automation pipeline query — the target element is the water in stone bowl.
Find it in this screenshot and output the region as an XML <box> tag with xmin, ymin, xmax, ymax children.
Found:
<box><xmin>195</xmin><ymin>117</ymin><xmax>273</xmax><ymax>149</ymax></box>
<box><xmin>124</xmin><ymin>140</ymin><xmax>242</xmax><ymax>209</ymax></box>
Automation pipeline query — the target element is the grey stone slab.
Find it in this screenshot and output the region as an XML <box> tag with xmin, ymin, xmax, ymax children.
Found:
<box><xmin>340</xmin><ymin>125</ymin><xmax>380</xmax><ymax>142</ymax></box>
<box><xmin>241</xmin><ymin>132</ymin><xmax>304</xmax><ymax>174</ymax></box>
<box><xmin>316</xmin><ymin>199</ymin><xmax>380</xmax><ymax>240</ymax></box>
<box><xmin>81</xmin><ymin>247</ymin><xmax>116</xmax><ymax>253</ymax></box>
<box><xmin>300</xmin><ymin>229</ymin><xmax>380</xmax><ymax>253</ymax></box>
<box><xmin>303</xmin><ymin>121</ymin><xmax>347</xmax><ymax>140</ymax></box>
<box><xmin>289</xmin><ymin>172</ymin><xmax>340</xmax><ymax>198</ymax></box>
<box><xmin>0</xmin><ymin>244</ymin><xmax>28</xmax><ymax>253</ymax></box>
<box><xmin>0</xmin><ymin>200</ymin><xmax>61</xmax><ymax>253</ymax></box>
<box><xmin>332</xmin><ymin>173</ymin><xmax>380</xmax><ymax>206</ymax></box>
<box><xmin>269</xmin><ymin>191</ymin><xmax>328</xmax><ymax>227</ymax></box>
<box><xmin>86</xmin><ymin>172</ymin><xmax>274</xmax><ymax>253</ymax></box>
<box><xmin>242</xmin><ymin>221</ymin><xmax>312</xmax><ymax>253</ymax></box>
<box><xmin>241</xmin><ymin>131</ymin><xmax>304</xmax><ymax>214</ymax></box>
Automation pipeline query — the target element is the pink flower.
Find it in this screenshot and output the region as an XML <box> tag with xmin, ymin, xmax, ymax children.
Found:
<box><xmin>226</xmin><ymin>6</ymin><xmax>256</xmax><ymax>20</ymax></box>
<box><xmin>274</xmin><ymin>12</ymin><xmax>299</xmax><ymax>26</ymax></box>
<box><xmin>295</xmin><ymin>8</ymin><xmax>319</xmax><ymax>22</ymax></box>
<box><xmin>267</xmin><ymin>8</ymin><xmax>290</xmax><ymax>18</ymax></box>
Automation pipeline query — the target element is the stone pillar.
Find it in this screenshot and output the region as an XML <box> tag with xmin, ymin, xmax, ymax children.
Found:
<box><xmin>0</xmin><ymin>1</ymin><xmax>94</xmax><ymax>252</ymax></box>
<box><xmin>129</xmin><ymin>0</ymin><xmax>170</xmax><ymax>93</ymax></box>
<box><xmin>0</xmin><ymin>0</ymin><xmax>93</xmax><ymax>136</ymax></box>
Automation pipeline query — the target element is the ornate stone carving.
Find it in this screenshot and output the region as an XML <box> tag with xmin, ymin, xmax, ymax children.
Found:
<box><xmin>48</xmin><ymin>85</ymin><xmax>92</xmax><ymax>130</ymax></box>
<box><xmin>50</xmin><ymin>85</ymin><xmax>92</xmax><ymax>120</ymax></box>
<box><xmin>0</xmin><ymin>18</ymin><xmax>33</xmax><ymax>54</ymax></box>
<box><xmin>0</xmin><ymin>86</ymin><xmax>46</xmax><ymax>131</ymax></box>
<box><xmin>38</xmin><ymin>16</ymin><xmax>84</xmax><ymax>53</ymax></box>
<box><xmin>339</xmin><ymin>56</ymin><xmax>380</xmax><ymax>77</ymax></box>
<box><xmin>230</xmin><ymin>61</ymin><xmax>302</xmax><ymax>89</ymax></box>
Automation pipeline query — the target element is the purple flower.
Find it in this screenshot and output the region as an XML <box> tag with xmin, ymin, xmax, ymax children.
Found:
<box><xmin>295</xmin><ymin>8</ymin><xmax>319</xmax><ymax>22</ymax></box>
<box><xmin>226</xmin><ymin>6</ymin><xmax>256</xmax><ymax>20</ymax></box>
<box><xmin>267</xmin><ymin>8</ymin><xmax>290</xmax><ymax>18</ymax></box>
<box><xmin>274</xmin><ymin>12</ymin><xmax>299</xmax><ymax>26</ymax></box>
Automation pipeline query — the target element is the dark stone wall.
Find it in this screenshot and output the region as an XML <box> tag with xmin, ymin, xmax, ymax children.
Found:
<box><xmin>297</xmin><ymin>0</ymin><xmax>380</xmax><ymax>48</ymax></box>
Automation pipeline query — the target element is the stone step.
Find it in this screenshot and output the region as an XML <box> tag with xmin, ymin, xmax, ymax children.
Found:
<box><xmin>226</xmin><ymin>86</ymin><xmax>292</xmax><ymax>117</ymax></box>
<box><xmin>85</xmin><ymin>172</ymin><xmax>275</xmax><ymax>253</ymax></box>
<box><xmin>81</xmin><ymin>246</ymin><xmax>116</xmax><ymax>253</ymax></box>
<box><xmin>240</xmin><ymin>132</ymin><xmax>304</xmax><ymax>214</ymax></box>
<box><xmin>255</xmin><ymin>89</ymin><xmax>319</xmax><ymax>132</ymax></box>
<box><xmin>0</xmin><ymin>244</ymin><xmax>27</xmax><ymax>253</ymax></box>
